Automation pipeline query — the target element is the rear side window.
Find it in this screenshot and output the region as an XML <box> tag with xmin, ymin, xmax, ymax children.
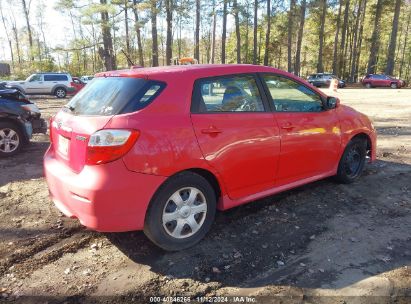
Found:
<box><xmin>191</xmin><ymin>74</ymin><xmax>265</xmax><ymax>113</ymax></box>
<box><xmin>66</xmin><ymin>77</ymin><xmax>165</xmax><ymax>116</ymax></box>
<box><xmin>44</xmin><ymin>74</ymin><xmax>69</xmax><ymax>81</ymax></box>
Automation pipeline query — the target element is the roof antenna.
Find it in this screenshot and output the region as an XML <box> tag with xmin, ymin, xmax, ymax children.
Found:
<box><xmin>121</xmin><ymin>49</ymin><xmax>135</xmax><ymax>67</ymax></box>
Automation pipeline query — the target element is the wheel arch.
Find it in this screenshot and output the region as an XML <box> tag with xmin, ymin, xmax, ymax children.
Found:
<box><xmin>146</xmin><ymin>167</ymin><xmax>223</xmax><ymax>220</ymax></box>
<box><xmin>349</xmin><ymin>132</ymin><xmax>372</xmax><ymax>158</ymax></box>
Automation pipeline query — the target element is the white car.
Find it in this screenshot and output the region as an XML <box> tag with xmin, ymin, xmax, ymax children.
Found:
<box><xmin>80</xmin><ymin>75</ymin><xmax>94</xmax><ymax>83</ymax></box>
<box><xmin>6</xmin><ymin>73</ymin><xmax>76</xmax><ymax>98</ymax></box>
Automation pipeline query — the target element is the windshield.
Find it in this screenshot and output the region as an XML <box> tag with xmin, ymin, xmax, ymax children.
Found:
<box><xmin>65</xmin><ymin>77</ymin><xmax>165</xmax><ymax>116</ymax></box>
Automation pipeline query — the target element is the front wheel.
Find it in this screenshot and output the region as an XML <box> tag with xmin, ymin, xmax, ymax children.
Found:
<box><xmin>365</xmin><ymin>83</ymin><xmax>372</xmax><ymax>89</ymax></box>
<box><xmin>144</xmin><ymin>172</ymin><xmax>216</xmax><ymax>251</ymax></box>
<box><xmin>390</xmin><ymin>83</ymin><xmax>398</xmax><ymax>89</ymax></box>
<box><xmin>335</xmin><ymin>138</ymin><xmax>367</xmax><ymax>184</ymax></box>
<box><xmin>0</xmin><ymin>121</ymin><xmax>24</xmax><ymax>157</ymax></box>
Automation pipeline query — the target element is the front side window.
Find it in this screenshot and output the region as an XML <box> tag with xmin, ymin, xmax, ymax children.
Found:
<box><xmin>262</xmin><ymin>74</ymin><xmax>323</xmax><ymax>112</ymax></box>
<box><xmin>192</xmin><ymin>74</ymin><xmax>265</xmax><ymax>113</ymax></box>
<box><xmin>27</xmin><ymin>74</ymin><xmax>42</xmax><ymax>82</ymax></box>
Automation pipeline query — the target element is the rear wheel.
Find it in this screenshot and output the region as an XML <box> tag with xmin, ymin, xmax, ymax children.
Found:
<box><xmin>144</xmin><ymin>172</ymin><xmax>216</xmax><ymax>251</ymax></box>
<box><xmin>0</xmin><ymin>121</ymin><xmax>24</xmax><ymax>157</ymax></box>
<box><xmin>55</xmin><ymin>87</ymin><xmax>67</xmax><ymax>98</ymax></box>
<box><xmin>335</xmin><ymin>138</ymin><xmax>367</xmax><ymax>184</ymax></box>
<box><xmin>390</xmin><ymin>83</ymin><xmax>398</xmax><ymax>89</ymax></box>
<box><xmin>365</xmin><ymin>83</ymin><xmax>372</xmax><ymax>88</ymax></box>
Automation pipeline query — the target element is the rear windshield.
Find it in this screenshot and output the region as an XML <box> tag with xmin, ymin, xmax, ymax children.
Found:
<box><xmin>65</xmin><ymin>77</ymin><xmax>165</xmax><ymax>116</ymax></box>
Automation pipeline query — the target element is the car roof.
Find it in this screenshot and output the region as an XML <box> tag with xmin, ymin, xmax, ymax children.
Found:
<box><xmin>95</xmin><ymin>64</ymin><xmax>293</xmax><ymax>81</ymax></box>
<box><xmin>36</xmin><ymin>72</ymin><xmax>70</xmax><ymax>75</ymax></box>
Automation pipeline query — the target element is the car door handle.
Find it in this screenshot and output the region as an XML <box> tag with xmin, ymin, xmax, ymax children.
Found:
<box><xmin>281</xmin><ymin>124</ymin><xmax>295</xmax><ymax>130</ymax></box>
<box><xmin>201</xmin><ymin>127</ymin><xmax>223</xmax><ymax>134</ymax></box>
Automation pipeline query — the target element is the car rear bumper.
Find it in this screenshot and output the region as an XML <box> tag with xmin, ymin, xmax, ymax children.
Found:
<box><xmin>44</xmin><ymin>147</ymin><xmax>166</xmax><ymax>232</ymax></box>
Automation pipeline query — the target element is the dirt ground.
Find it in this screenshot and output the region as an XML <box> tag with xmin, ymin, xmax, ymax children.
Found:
<box><xmin>1</xmin><ymin>88</ymin><xmax>410</xmax><ymax>304</ymax></box>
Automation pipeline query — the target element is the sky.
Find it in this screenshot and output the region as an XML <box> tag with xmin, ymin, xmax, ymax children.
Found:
<box><xmin>0</xmin><ymin>0</ymin><xmax>238</xmax><ymax>62</ymax></box>
<box><xmin>0</xmin><ymin>0</ymin><xmax>70</xmax><ymax>60</ymax></box>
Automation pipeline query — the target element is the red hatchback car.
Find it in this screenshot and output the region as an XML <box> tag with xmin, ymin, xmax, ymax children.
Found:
<box><xmin>44</xmin><ymin>65</ymin><xmax>376</xmax><ymax>250</ymax></box>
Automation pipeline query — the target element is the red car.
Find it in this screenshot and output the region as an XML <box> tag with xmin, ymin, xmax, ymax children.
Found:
<box><xmin>44</xmin><ymin>65</ymin><xmax>376</xmax><ymax>251</ymax></box>
<box><xmin>69</xmin><ymin>77</ymin><xmax>86</xmax><ymax>95</ymax></box>
<box><xmin>361</xmin><ymin>74</ymin><xmax>405</xmax><ymax>89</ymax></box>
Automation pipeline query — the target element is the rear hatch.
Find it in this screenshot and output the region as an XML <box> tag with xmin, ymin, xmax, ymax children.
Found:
<box><xmin>50</xmin><ymin>76</ymin><xmax>165</xmax><ymax>172</ymax></box>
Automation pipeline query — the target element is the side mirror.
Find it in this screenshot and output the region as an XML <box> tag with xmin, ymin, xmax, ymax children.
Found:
<box><xmin>325</xmin><ymin>96</ymin><xmax>340</xmax><ymax>109</ymax></box>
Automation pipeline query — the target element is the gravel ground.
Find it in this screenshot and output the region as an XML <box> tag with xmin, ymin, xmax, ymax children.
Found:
<box><xmin>0</xmin><ymin>88</ymin><xmax>410</xmax><ymax>304</ymax></box>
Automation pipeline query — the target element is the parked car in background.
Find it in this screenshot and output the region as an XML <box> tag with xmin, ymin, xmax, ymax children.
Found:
<box><xmin>6</xmin><ymin>73</ymin><xmax>76</xmax><ymax>98</ymax></box>
<box><xmin>307</xmin><ymin>73</ymin><xmax>346</xmax><ymax>88</ymax></box>
<box><xmin>0</xmin><ymin>86</ymin><xmax>47</xmax><ymax>157</ymax></box>
<box><xmin>70</xmin><ymin>77</ymin><xmax>86</xmax><ymax>95</ymax></box>
<box><xmin>80</xmin><ymin>75</ymin><xmax>94</xmax><ymax>83</ymax></box>
<box><xmin>45</xmin><ymin>64</ymin><xmax>376</xmax><ymax>251</ymax></box>
<box><xmin>361</xmin><ymin>74</ymin><xmax>405</xmax><ymax>89</ymax></box>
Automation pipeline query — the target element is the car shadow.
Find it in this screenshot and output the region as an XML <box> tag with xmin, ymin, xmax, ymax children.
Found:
<box><xmin>107</xmin><ymin>159</ymin><xmax>411</xmax><ymax>291</ymax></box>
<box><xmin>0</xmin><ymin>140</ymin><xmax>49</xmax><ymax>186</ymax></box>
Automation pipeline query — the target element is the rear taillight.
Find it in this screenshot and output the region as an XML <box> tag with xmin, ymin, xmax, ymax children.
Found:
<box><xmin>86</xmin><ymin>129</ymin><xmax>139</xmax><ymax>165</ymax></box>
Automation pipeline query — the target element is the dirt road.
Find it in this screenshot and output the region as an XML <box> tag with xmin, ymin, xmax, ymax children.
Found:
<box><xmin>1</xmin><ymin>89</ymin><xmax>410</xmax><ymax>303</ymax></box>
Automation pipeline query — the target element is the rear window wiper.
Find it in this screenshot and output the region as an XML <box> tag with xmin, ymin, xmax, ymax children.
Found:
<box><xmin>63</xmin><ymin>104</ymin><xmax>75</xmax><ymax>112</ymax></box>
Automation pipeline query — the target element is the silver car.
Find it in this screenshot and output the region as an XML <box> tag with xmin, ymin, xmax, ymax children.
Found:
<box><xmin>6</xmin><ymin>73</ymin><xmax>76</xmax><ymax>98</ymax></box>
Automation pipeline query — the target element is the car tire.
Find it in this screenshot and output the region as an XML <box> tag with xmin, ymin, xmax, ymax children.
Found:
<box><xmin>55</xmin><ymin>87</ymin><xmax>67</xmax><ymax>98</ymax></box>
<box><xmin>144</xmin><ymin>172</ymin><xmax>216</xmax><ymax>251</ymax></box>
<box><xmin>365</xmin><ymin>83</ymin><xmax>372</xmax><ymax>89</ymax></box>
<box><xmin>335</xmin><ymin>137</ymin><xmax>367</xmax><ymax>184</ymax></box>
<box><xmin>390</xmin><ymin>83</ymin><xmax>398</xmax><ymax>89</ymax></box>
<box><xmin>0</xmin><ymin>121</ymin><xmax>24</xmax><ymax>158</ymax></box>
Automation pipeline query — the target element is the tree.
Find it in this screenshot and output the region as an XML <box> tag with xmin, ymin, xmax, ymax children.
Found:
<box><xmin>367</xmin><ymin>0</ymin><xmax>385</xmax><ymax>74</ymax></box>
<box><xmin>332</xmin><ymin>0</ymin><xmax>343</xmax><ymax>75</ymax></box>
<box><xmin>399</xmin><ymin>10</ymin><xmax>411</xmax><ymax>77</ymax></box>
<box><xmin>221</xmin><ymin>0</ymin><xmax>227</xmax><ymax>64</ymax></box>
<box><xmin>194</xmin><ymin>0</ymin><xmax>200</xmax><ymax>61</ymax></box>
<box><xmin>165</xmin><ymin>0</ymin><xmax>173</xmax><ymax>65</ymax></box>
<box><xmin>233</xmin><ymin>0</ymin><xmax>241</xmax><ymax>63</ymax></box>
<box><xmin>124</xmin><ymin>0</ymin><xmax>130</xmax><ymax>55</ymax></box>
<box><xmin>339</xmin><ymin>0</ymin><xmax>350</xmax><ymax>77</ymax></box>
<box><xmin>21</xmin><ymin>0</ymin><xmax>34</xmax><ymax>61</ymax></box>
<box><xmin>210</xmin><ymin>0</ymin><xmax>217</xmax><ymax>63</ymax></box>
<box><xmin>294</xmin><ymin>0</ymin><xmax>307</xmax><ymax>75</ymax></box>
<box><xmin>263</xmin><ymin>0</ymin><xmax>271</xmax><ymax>66</ymax></box>
<box><xmin>0</xmin><ymin>0</ymin><xmax>14</xmax><ymax>68</ymax></box>
<box><xmin>287</xmin><ymin>0</ymin><xmax>295</xmax><ymax>72</ymax></box>
<box><xmin>150</xmin><ymin>0</ymin><xmax>159</xmax><ymax>66</ymax></box>
<box><xmin>350</xmin><ymin>0</ymin><xmax>365</xmax><ymax>82</ymax></box>
<box><xmin>317</xmin><ymin>0</ymin><xmax>327</xmax><ymax>73</ymax></box>
<box><xmin>99</xmin><ymin>0</ymin><xmax>116</xmax><ymax>70</ymax></box>
<box><xmin>385</xmin><ymin>0</ymin><xmax>402</xmax><ymax>75</ymax></box>
<box><xmin>252</xmin><ymin>0</ymin><xmax>258</xmax><ymax>64</ymax></box>
<box><xmin>132</xmin><ymin>0</ymin><xmax>144</xmax><ymax>66</ymax></box>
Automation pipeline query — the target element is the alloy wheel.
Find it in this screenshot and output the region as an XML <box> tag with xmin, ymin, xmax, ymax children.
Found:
<box><xmin>56</xmin><ymin>89</ymin><xmax>66</xmax><ymax>98</ymax></box>
<box><xmin>0</xmin><ymin>128</ymin><xmax>20</xmax><ymax>153</ymax></box>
